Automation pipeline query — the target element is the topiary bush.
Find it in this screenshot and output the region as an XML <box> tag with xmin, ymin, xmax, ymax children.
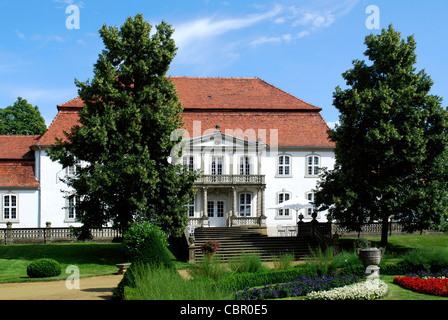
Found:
<box><xmin>122</xmin><ymin>221</ymin><xmax>168</xmax><ymax>260</ymax></box>
<box><xmin>27</xmin><ymin>258</ymin><xmax>62</xmax><ymax>278</ymax></box>
<box><xmin>113</xmin><ymin>224</ymin><xmax>175</xmax><ymax>300</ymax></box>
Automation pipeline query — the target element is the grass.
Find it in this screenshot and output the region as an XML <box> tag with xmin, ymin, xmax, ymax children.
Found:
<box><xmin>2</xmin><ymin>234</ymin><xmax>448</xmax><ymax>301</ymax></box>
<box><xmin>0</xmin><ymin>242</ymin><xmax>126</xmax><ymax>283</ymax></box>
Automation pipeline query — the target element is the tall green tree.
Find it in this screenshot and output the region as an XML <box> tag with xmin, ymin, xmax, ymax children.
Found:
<box><xmin>315</xmin><ymin>25</ymin><xmax>448</xmax><ymax>246</ymax></box>
<box><xmin>0</xmin><ymin>97</ymin><xmax>46</xmax><ymax>135</ymax></box>
<box><xmin>49</xmin><ymin>14</ymin><xmax>199</xmax><ymax>237</ymax></box>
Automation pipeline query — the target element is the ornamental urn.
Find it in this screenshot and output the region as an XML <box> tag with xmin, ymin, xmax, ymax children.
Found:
<box><xmin>357</xmin><ymin>247</ymin><xmax>384</xmax><ymax>268</ymax></box>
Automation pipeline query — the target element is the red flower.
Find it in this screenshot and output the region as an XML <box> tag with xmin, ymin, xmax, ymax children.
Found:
<box><xmin>200</xmin><ymin>240</ymin><xmax>221</xmax><ymax>255</ymax></box>
<box><xmin>394</xmin><ymin>276</ymin><xmax>448</xmax><ymax>297</ymax></box>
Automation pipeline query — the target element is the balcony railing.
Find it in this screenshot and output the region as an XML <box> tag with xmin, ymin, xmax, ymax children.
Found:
<box><xmin>195</xmin><ymin>174</ymin><xmax>265</xmax><ymax>185</ymax></box>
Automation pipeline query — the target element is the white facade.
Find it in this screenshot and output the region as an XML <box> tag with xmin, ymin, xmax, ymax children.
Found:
<box><xmin>1</xmin><ymin>130</ymin><xmax>335</xmax><ymax>236</ymax></box>
<box><xmin>182</xmin><ymin>128</ymin><xmax>335</xmax><ymax>236</ymax></box>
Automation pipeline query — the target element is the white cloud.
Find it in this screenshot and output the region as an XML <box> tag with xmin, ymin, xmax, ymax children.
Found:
<box><xmin>173</xmin><ymin>4</ymin><xmax>282</xmax><ymax>49</ymax></box>
<box><xmin>171</xmin><ymin>0</ymin><xmax>360</xmax><ymax>68</ymax></box>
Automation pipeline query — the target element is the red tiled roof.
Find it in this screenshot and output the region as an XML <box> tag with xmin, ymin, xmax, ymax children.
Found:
<box><xmin>0</xmin><ymin>135</ymin><xmax>40</xmax><ymax>160</ymax></box>
<box><xmin>0</xmin><ymin>162</ymin><xmax>39</xmax><ymax>188</ymax></box>
<box><xmin>182</xmin><ymin>111</ymin><xmax>332</xmax><ymax>147</ymax></box>
<box><xmin>57</xmin><ymin>77</ymin><xmax>321</xmax><ymax>111</ymax></box>
<box><xmin>37</xmin><ymin>77</ymin><xmax>334</xmax><ymax>148</ymax></box>
<box><xmin>34</xmin><ymin>109</ymin><xmax>81</xmax><ymax>146</ymax></box>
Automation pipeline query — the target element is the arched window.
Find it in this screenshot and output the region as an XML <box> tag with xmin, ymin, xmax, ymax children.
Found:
<box><xmin>306</xmin><ymin>155</ymin><xmax>320</xmax><ymax>176</ymax></box>
<box><xmin>278</xmin><ymin>155</ymin><xmax>291</xmax><ymax>176</ymax></box>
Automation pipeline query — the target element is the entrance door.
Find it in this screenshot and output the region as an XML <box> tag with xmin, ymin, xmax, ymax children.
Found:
<box><xmin>208</xmin><ymin>200</ymin><xmax>226</xmax><ymax>227</ymax></box>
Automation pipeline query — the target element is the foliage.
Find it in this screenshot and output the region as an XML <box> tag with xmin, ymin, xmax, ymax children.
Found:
<box><xmin>235</xmin><ymin>274</ymin><xmax>359</xmax><ymax>300</ymax></box>
<box><xmin>315</xmin><ymin>25</ymin><xmax>448</xmax><ymax>246</ymax></box>
<box><xmin>401</xmin><ymin>247</ymin><xmax>448</xmax><ymax>273</ymax></box>
<box><xmin>187</xmin><ymin>255</ymin><xmax>228</xmax><ymax>282</ymax></box>
<box><xmin>0</xmin><ymin>97</ymin><xmax>46</xmax><ymax>135</ymax></box>
<box><xmin>123</xmin><ymin>263</ymin><xmax>232</xmax><ymax>300</ymax></box>
<box><xmin>304</xmin><ymin>246</ymin><xmax>337</xmax><ymax>275</ymax></box>
<box><xmin>48</xmin><ymin>14</ymin><xmax>199</xmax><ymax>238</ymax></box>
<box><xmin>216</xmin><ymin>266</ymin><xmax>318</xmax><ymax>292</ymax></box>
<box><xmin>26</xmin><ymin>258</ymin><xmax>62</xmax><ymax>278</ymax></box>
<box><xmin>272</xmin><ymin>251</ymin><xmax>295</xmax><ymax>270</ymax></box>
<box><xmin>354</xmin><ymin>238</ymin><xmax>371</xmax><ymax>249</ymax></box>
<box><xmin>307</xmin><ymin>279</ymin><xmax>388</xmax><ymax>300</ymax></box>
<box><xmin>114</xmin><ymin>226</ymin><xmax>175</xmax><ymax>299</ymax></box>
<box><xmin>122</xmin><ymin>221</ymin><xmax>168</xmax><ymax>260</ymax></box>
<box><xmin>200</xmin><ymin>240</ymin><xmax>221</xmax><ymax>256</ymax></box>
<box><xmin>228</xmin><ymin>253</ymin><xmax>267</xmax><ymax>273</ymax></box>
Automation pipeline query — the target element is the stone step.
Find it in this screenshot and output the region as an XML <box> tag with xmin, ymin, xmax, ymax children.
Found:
<box><xmin>191</xmin><ymin>227</ymin><xmax>318</xmax><ymax>262</ymax></box>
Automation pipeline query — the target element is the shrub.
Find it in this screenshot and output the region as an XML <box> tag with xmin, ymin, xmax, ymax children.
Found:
<box><xmin>401</xmin><ymin>247</ymin><xmax>448</xmax><ymax>273</ymax></box>
<box><xmin>272</xmin><ymin>251</ymin><xmax>295</xmax><ymax>270</ymax></box>
<box><xmin>305</xmin><ymin>246</ymin><xmax>337</xmax><ymax>275</ymax></box>
<box><xmin>123</xmin><ymin>263</ymin><xmax>232</xmax><ymax>300</ymax></box>
<box><xmin>228</xmin><ymin>253</ymin><xmax>266</xmax><ymax>274</ymax></box>
<box><xmin>113</xmin><ymin>227</ymin><xmax>175</xmax><ymax>299</ymax></box>
<box><xmin>122</xmin><ymin>221</ymin><xmax>168</xmax><ymax>260</ymax></box>
<box><xmin>188</xmin><ymin>255</ymin><xmax>228</xmax><ymax>281</ymax></box>
<box><xmin>27</xmin><ymin>258</ymin><xmax>62</xmax><ymax>278</ymax></box>
<box><xmin>216</xmin><ymin>265</ymin><xmax>317</xmax><ymax>292</ymax></box>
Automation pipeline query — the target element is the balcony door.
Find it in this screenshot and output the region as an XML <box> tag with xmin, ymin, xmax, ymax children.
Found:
<box><xmin>207</xmin><ymin>200</ymin><xmax>226</xmax><ymax>227</ymax></box>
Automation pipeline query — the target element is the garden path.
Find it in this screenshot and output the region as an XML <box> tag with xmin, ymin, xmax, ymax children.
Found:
<box><xmin>0</xmin><ymin>274</ymin><xmax>123</xmax><ymax>300</ymax></box>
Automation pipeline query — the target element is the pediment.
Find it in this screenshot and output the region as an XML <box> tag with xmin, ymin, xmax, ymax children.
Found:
<box><xmin>183</xmin><ymin>128</ymin><xmax>266</xmax><ymax>151</ymax></box>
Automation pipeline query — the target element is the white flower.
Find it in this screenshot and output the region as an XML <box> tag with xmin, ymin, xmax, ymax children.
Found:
<box><xmin>307</xmin><ymin>279</ymin><xmax>388</xmax><ymax>300</ymax></box>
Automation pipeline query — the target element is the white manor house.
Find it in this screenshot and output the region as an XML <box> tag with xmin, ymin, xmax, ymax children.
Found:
<box><xmin>0</xmin><ymin>77</ymin><xmax>335</xmax><ymax>236</ymax></box>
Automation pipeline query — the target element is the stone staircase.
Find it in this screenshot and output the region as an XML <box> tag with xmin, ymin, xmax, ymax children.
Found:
<box><xmin>192</xmin><ymin>227</ymin><xmax>319</xmax><ymax>262</ymax></box>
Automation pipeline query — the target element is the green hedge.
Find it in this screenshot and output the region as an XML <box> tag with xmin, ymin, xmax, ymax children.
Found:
<box><xmin>26</xmin><ymin>258</ymin><xmax>62</xmax><ymax>278</ymax></box>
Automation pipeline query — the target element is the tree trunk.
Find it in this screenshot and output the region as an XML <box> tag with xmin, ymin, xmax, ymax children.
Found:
<box><xmin>380</xmin><ymin>216</ymin><xmax>389</xmax><ymax>247</ymax></box>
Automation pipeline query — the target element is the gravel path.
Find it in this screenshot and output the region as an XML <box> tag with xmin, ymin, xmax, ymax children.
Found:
<box><xmin>0</xmin><ymin>274</ymin><xmax>123</xmax><ymax>300</ymax></box>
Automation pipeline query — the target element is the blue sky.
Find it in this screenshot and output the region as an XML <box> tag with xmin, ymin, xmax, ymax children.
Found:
<box><xmin>1</xmin><ymin>0</ymin><xmax>447</xmax><ymax>128</ymax></box>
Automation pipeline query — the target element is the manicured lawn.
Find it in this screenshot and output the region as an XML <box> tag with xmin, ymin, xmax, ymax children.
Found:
<box><xmin>0</xmin><ymin>243</ymin><xmax>126</xmax><ymax>283</ymax></box>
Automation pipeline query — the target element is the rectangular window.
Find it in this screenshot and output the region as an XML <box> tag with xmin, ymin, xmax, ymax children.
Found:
<box><xmin>217</xmin><ymin>201</ymin><xmax>224</xmax><ymax>218</ymax></box>
<box><xmin>3</xmin><ymin>195</ymin><xmax>17</xmax><ymax>220</ymax></box>
<box><xmin>306</xmin><ymin>192</ymin><xmax>315</xmax><ymax>217</ymax></box>
<box><xmin>307</xmin><ymin>155</ymin><xmax>320</xmax><ymax>176</ymax></box>
<box><xmin>207</xmin><ymin>201</ymin><xmax>215</xmax><ymax>217</ymax></box>
<box><xmin>239</xmin><ymin>193</ymin><xmax>252</xmax><ymax>217</ymax></box>
<box><xmin>278</xmin><ymin>192</ymin><xmax>290</xmax><ymax>217</ymax></box>
<box><xmin>68</xmin><ymin>196</ymin><xmax>80</xmax><ymax>220</ymax></box>
<box><xmin>211</xmin><ymin>156</ymin><xmax>223</xmax><ymax>175</ymax></box>
<box><xmin>278</xmin><ymin>155</ymin><xmax>290</xmax><ymax>176</ymax></box>
<box><xmin>187</xmin><ymin>202</ymin><xmax>194</xmax><ymax>217</ymax></box>
<box><xmin>240</xmin><ymin>156</ymin><xmax>251</xmax><ymax>175</ymax></box>
<box><xmin>183</xmin><ymin>155</ymin><xmax>195</xmax><ymax>171</ymax></box>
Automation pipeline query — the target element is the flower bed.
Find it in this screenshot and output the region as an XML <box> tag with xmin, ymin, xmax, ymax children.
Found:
<box><xmin>234</xmin><ymin>274</ymin><xmax>359</xmax><ymax>300</ymax></box>
<box><xmin>307</xmin><ymin>279</ymin><xmax>388</xmax><ymax>300</ymax></box>
<box><xmin>393</xmin><ymin>276</ymin><xmax>448</xmax><ymax>297</ymax></box>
